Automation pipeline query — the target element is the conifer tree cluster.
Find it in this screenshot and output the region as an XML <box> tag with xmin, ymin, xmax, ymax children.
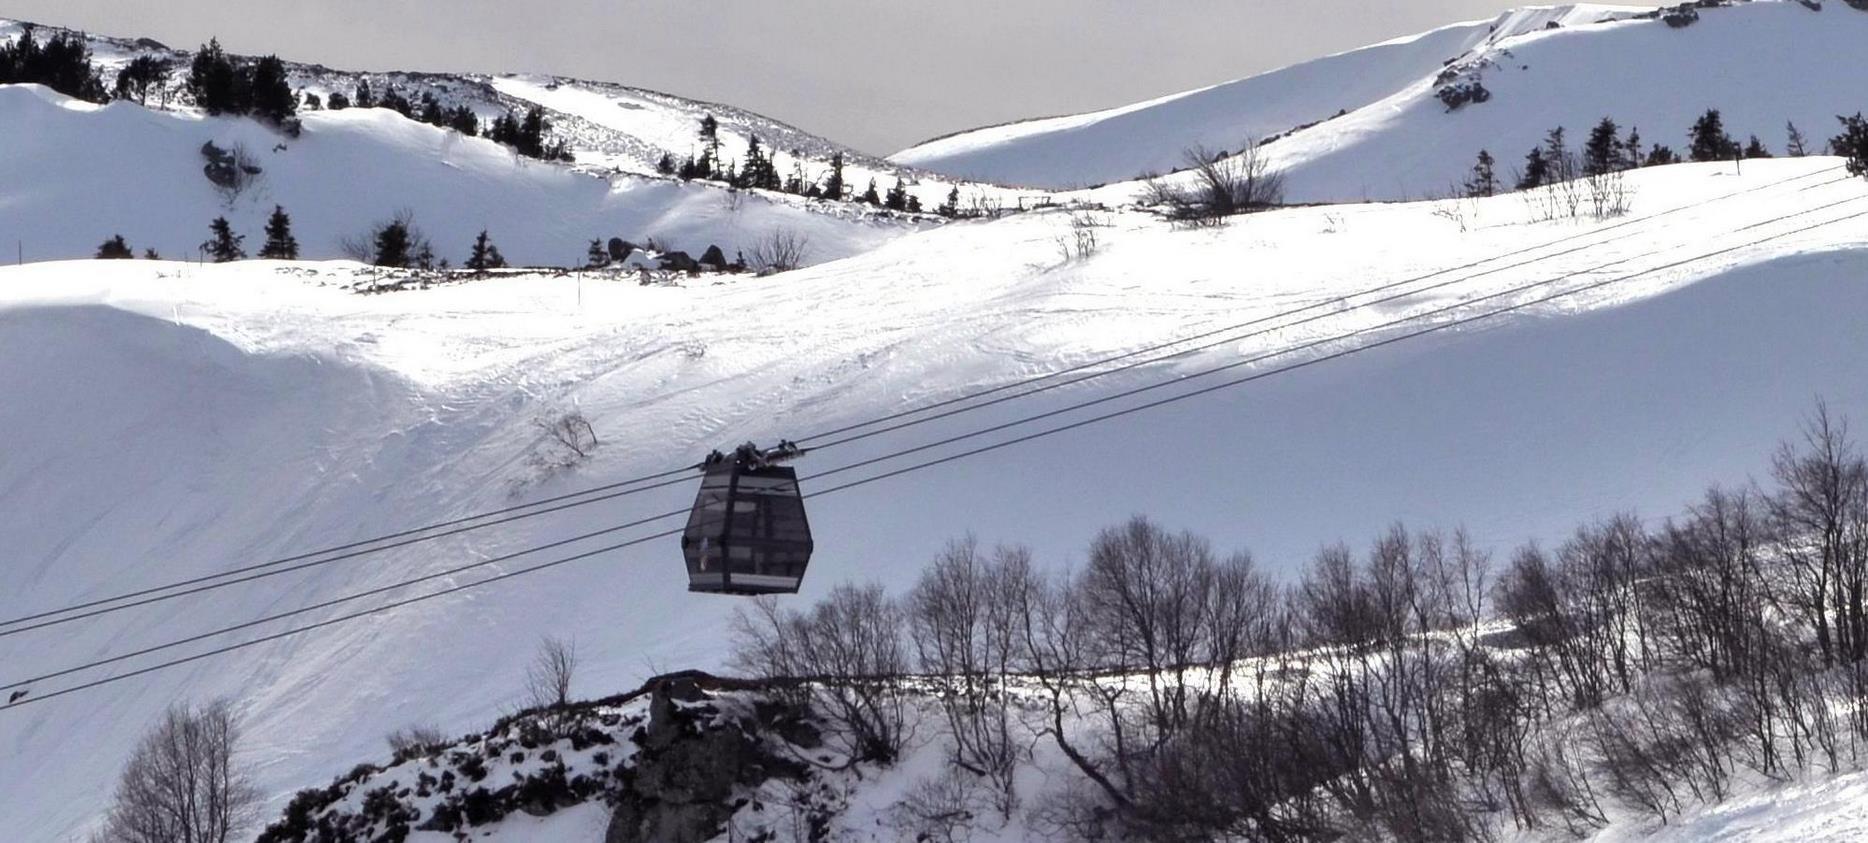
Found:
<box><xmin>185</xmin><ymin>39</ymin><xmax>297</xmax><ymax>129</ymax></box>
<box><xmin>95</xmin><ymin>235</ymin><xmax>134</xmax><ymax>259</ymax></box>
<box><xmin>0</xmin><ymin>25</ymin><xmax>108</xmax><ymax>102</ymax></box>
<box><xmin>487</xmin><ymin>106</ymin><xmax>572</xmax><ymax>161</ymax></box>
<box><xmin>660</xmin><ymin>116</ymin><xmax>945</xmax><ymax>213</ymax></box>
<box><xmin>113</xmin><ymin>55</ymin><xmax>174</xmax><ymax>106</ymax></box>
<box><xmin>1493</xmin><ymin>108</ymin><xmax>1778</xmax><ymax>196</ymax></box>
<box><xmin>1688</xmin><ymin>109</ymin><xmax>1740</xmax><ymax>162</ymax></box>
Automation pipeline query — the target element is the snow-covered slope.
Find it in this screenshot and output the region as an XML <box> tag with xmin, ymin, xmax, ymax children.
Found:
<box><xmin>0</xmin><ymin>16</ymin><xmax>926</xmax><ymax>187</ymax></box>
<box><xmin>896</xmin><ymin>2</ymin><xmax>1868</xmax><ymax>203</ymax></box>
<box><xmin>4</xmin><ymin>157</ymin><xmax>1867</xmax><ymax>840</ymax></box>
<box><xmin>0</xmin><ymin>83</ymin><xmax>917</xmax><ymax>267</ymax></box>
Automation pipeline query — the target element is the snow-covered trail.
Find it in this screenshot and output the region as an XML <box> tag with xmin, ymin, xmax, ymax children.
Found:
<box><xmin>3</xmin><ymin>159</ymin><xmax>1868</xmax><ymax>840</ymax></box>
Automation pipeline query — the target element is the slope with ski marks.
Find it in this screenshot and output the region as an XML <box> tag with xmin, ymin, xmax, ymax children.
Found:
<box><xmin>4</xmin><ymin>158</ymin><xmax>1867</xmax><ymax>839</ymax></box>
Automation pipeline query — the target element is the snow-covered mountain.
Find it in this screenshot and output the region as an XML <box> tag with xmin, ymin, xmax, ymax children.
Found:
<box><xmin>895</xmin><ymin>2</ymin><xmax>1868</xmax><ymax>203</ymax></box>
<box><xmin>0</xmin><ymin>18</ymin><xmax>999</xmax><ymax>266</ymax></box>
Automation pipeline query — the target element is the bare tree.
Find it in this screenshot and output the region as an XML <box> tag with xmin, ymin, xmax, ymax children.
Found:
<box><xmin>525</xmin><ymin>635</ymin><xmax>578</xmax><ymax>710</ymax></box>
<box><xmin>98</xmin><ymin>700</ymin><xmax>259</xmax><ymax>843</ymax></box>
<box><xmin>907</xmin><ymin>538</ymin><xmax>1034</xmax><ymax>816</ymax></box>
<box><xmin>747</xmin><ymin>228</ymin><xmax>810</xmax><ymax>274</ymax></box>
<box><xmin>1770</xmin><ymin>402</ymin><xmax>1868</xmax><ymax>669</ymax></box>
<box><xmin>733</xmin><ymin>583</ymin><xmax>910</xmax><ymax>764</ymax></box>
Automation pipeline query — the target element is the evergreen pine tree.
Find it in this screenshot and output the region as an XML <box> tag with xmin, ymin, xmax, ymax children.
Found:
<box><xmin>0</xmin><ymin>25</ymin><xmax>108</xmax><ymax>102</ymax></box>
<box><xmin>822</xmin><ymin>153</ymin><xmax>846</xmax><ymax>201</ymax></box>
<box><xmin>202</xmin><ymin>217</ymin><xmax>245</xmax><ymax>262</ymax></box>
<box><xmin>1518</xmin><ymin>147</ymin><xmax>1550</xmax><ymax>190</ymax></box>
<box><xmin>353</xmin><ymin>79</ymin><xmax>374</xmax><ymax>109</ymax></box>
<box><xmin>247</xmin><ymin>55</ymin><xmax>296</xmax><ymax>125</ymax></box>
<box><xmin>1622</xmin><ymin>126</ymin><xmax>1643</xmax><ymax>168</ymax></box>
<box><xmin>938</xmin><ymin>185</ymin><xmax>961</xmax><ymax>217</ymax></box>
<box><xmin>1583</xmin><ymin>117</ymin><xmax>1621</xmax><ymax>176</ymax></box>
<box><xmin>1645</xmin><ymin>145</ymin><xmax>1681</xmax><ymax>167</ymax></box>
<box><xmin>656</xmin><ymin>153</ymin><xmax>676</xmax><ymax>176</ymax></box>
<box><xmin>447</xmin><ymin>105</ymin><xmax>479</xmax><ymax>136</ymax></box>
<box><xmin>187</xmin><ymin>39</ymin><xmax>238</xmax><ymax>115</ymax></box>
<box><xmin>95</xmin><ymin>235</ymin><xmax>133</xmax><ymax>259</ymax></box>
<box><xmin>373</xmin><ymin>220</ymin><xmax>411</xmax><ymax>267</ymax></box>
<box><xmin>327</xmin><ymin>91</ymin><xmax>350</xmax><ymax>110</ymax></box>
<box><xmin>1464</xmin><ymin>149</ymin><xmax>1497</xmax><ymax>197</ymax></box>
<box><xmin>1542</xmin><ymin>126</ymin><xmax>1572</xmax><ymax>182</ymax></box>
<box><xmin>884</xmin><ymin>178</ymin><xmax>909</xmax><ymax>211</ymax></box>
<box><xmin>1786</xmin><ymin>121</ymin><xmax>1810</xmax><ymax>157</ymax></box>
<box><xmin>258</xmin><ymin>205</ymin><xmax>299</xmax><ymax>259</ymax></box>
<box><xmin>114</xmin><ymin>55</ymin><xmax>172</xmax><ymax>106</ymax></box>
<box><xmin>1688</xmin><ymin>109</ymin><xmax>1737</xmax><ymax>162</ymax></box>
<box><xmin>1743</xmin><ymin>135</ymin><xmax>1772</xmax><ymax>159</ymax></box>
<box><xmin>1833</xmin><ymin>113</ymin><xmax>1868</xmax><ymax>178</ymax></box>
<box><xmin>419</xmin><ymin>94</ymin><xmax>446</xmax><ymax>126</ymax></box>
<box><xmin>586</xmin><ymin>240</ymin><xmax>610</xmax><ymax>268</ymax></box>
<box><xmin>860</xmin><ymin>178</ymin><xmax>881</xmax><ymax>206</ymax></box>
<box><xmin>698</xmin><ymin>114</ymin><xmax>720</xmax><ymax>171</ymax></box>
<box><xmin>466</xmin><ymin>230</ymin><xmax>505</xmax><ymax>271</ymax></box>
<box><xmin>143</xmin><ymin>248</ymin><xmax>161</xmax><ymax>260</ymax></box>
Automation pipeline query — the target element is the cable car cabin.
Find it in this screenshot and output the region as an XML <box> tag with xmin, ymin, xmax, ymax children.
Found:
<box><xmin>681</xmin><ymin>443</ymin><xmax>813</xmax><ymax>595</ymax></box>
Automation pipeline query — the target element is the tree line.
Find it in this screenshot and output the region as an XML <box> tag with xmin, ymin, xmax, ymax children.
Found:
<box><xmin>658</xmin><ymin>114</ymin><xmax>972</xmax><ymax>216</ymax></box>
<box><xmin>735</xmin><ymin>402</ymin><xmax>1868</xmax><ymax>841</ymax></box>
<box><xmin>1465</xmin><ymin>109</ymin><xmax>1868</xmax><ymax>199</ymax></box>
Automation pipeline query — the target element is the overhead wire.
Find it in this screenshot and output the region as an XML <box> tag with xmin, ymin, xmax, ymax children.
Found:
<box><xmin>8</xmin><ymin>194</ymin><xmax>1863</xmax><ymax>709</ymax></box>
<box><xmin>2</xmin><ymin>167</ymin><xmax>1848</xmax><ymax>635</ymax></box>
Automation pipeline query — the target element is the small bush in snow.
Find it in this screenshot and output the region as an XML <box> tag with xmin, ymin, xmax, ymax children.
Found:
<box><xmin>386</xmin><ymin>724</ymin><xmax>448</xmax><ymax>761</ymax></box>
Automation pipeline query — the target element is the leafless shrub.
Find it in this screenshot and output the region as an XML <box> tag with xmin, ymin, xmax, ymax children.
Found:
<box><xmin>385</xmin><ymin>724</ymin><xmax>448</xmax><ymax>760</ymax></box>
<box><xmin>201</xmin><ymin>141</ymin><xmax>263</xmax><ymax>203</ymax></box>
<box><xmin>1146</xmin><ymin>141</ymin><xmax>1285</xmax><ymax>227</ymax></box>
<box><xmin>538</xmin><ymin>411</ymin><xmax>598</xmax><ymax>460</ymax></box>
<box><xmin>525</xmin><ymin>635</ymin><xmax>578</xmax><ymax>711</ymax></box>
<box><xmin>98</xmin><ymin>700</ymin><xmax>260</xmax><ymax>843</ymax></box>
<box><xmin>1585</xmin><ymin>168</ymin><xmax>1631</xmax><ymax>219</ymax></box>
<box><xmin>1053</xmin><ymin>210</ymin><xmax>1106</xmax><ymax>263</ymax></box>
<box><xmin>733</xmin><ymin>583</ymin><xmax>910</xmax><ymax>764</ymax></box>
<box><xmin>884</xmin><ymin>769</ymin><xmax>988</xmax><ymax>842</ymax></box>
<box><xmin>1430</xmin><ymin>187</ymin><xmax>1478</xmax><ymax>232</ymax></box>
<box><xmin>747</xmin><ymin>228</ymin><xmax>810</xmax><ymax>274</ymax></box>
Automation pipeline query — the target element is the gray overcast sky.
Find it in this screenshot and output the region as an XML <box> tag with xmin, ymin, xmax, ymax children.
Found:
<box><xmin>6</xmin><ymin>1</ymin><xmax>1654</xmax><ymax>155</ymax></box>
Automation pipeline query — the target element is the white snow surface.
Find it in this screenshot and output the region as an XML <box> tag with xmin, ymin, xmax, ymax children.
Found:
<box><xmin>0</xmin><ymin>82</ymin><xmax>923</xmax><ymax>267</ymax></box>
<box><xmin>896</xmin><ymin>2</ymin><xmax>1868</xmax><ymax>203</ymax></box>
<box><xmin>3</xmin><ymin>154</ymin><xmax>1868</xmax><ymax>840</ymax></box>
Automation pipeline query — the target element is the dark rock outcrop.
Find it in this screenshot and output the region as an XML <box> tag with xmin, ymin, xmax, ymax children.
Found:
<box><xmin>604</xmin><ymin>677</ymin><xmax>811</xmax><ymax>843</ymax></box>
